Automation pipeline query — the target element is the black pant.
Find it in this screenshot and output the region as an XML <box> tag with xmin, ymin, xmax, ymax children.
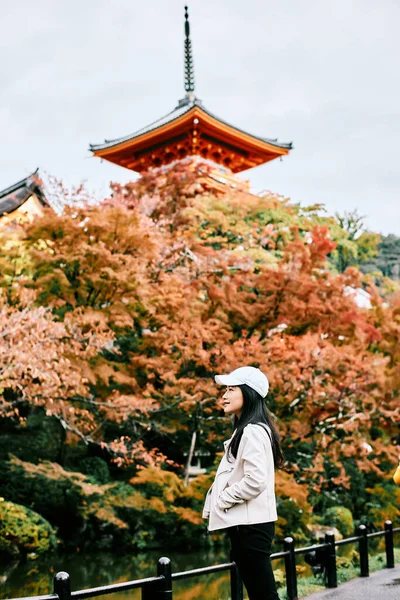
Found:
<box><xmin>228</xmin><ymin>522</ymin><xmax>280</xmax><ymax>600</ymax></box>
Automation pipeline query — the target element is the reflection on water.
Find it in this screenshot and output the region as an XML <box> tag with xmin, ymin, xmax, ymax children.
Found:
<box><xmin>1</xmin><ymin>540</ymin><xmax>368</xmax><ymax>600</ymax></box>
<box><xmin>0</xmin><ymin>546</ymin><xmax>236</xmax><ymax>600</ymax></box>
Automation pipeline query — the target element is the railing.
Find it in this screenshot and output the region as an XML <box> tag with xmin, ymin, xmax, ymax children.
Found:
<box><xmin>7</xmin><ymin>520</ymin><xmax>399</xmax><ymax>600</ymax></box>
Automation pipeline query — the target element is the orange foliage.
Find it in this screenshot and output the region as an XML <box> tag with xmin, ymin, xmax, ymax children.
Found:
<box><xmin>0</xmin><ymin>159</ymin><xmax>397</xmax><ymax>508</ymax></box>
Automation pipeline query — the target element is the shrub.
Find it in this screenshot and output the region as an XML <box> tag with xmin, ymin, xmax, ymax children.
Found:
<box><xmin>0</xmin><ymin>456</ymin><xmax>109</xmax><ymax>545</ymax></box>
<box><xmin>129</xmin><ymin>466</ymin><xmax>185</xmax><ymax>502</ymax></box>
<box><xmin>108</xmin><ymin>468</ymin><xmax>211</xmax><ymax>550</ymax></box>
<box><xmin>0</xmin><ymin>498</ymin><xmax>58</xmax><ymax>560</ymax></box>
<box><xmin>363</xmin><ymin>482</ymin><xmax>400</xmax><ymax>528</ymax></box>
<box><xmin>0</xmin><ymin>458</ymin><xmax>212</xmax><ymax>552</ymax></box>
<box><xmin>79</xmin><ymin>457</ymin><xmax>110</xmax><ymax>484</ymax></box>
<box><xmin>322</xmin><ymin>506</ymin><xmax>354</xmax><ymax>537</ymax></box>
<box><xmin>0</xmin><ymin>411</ymin><xmax>64</xmax><ymax>463</ymax></box>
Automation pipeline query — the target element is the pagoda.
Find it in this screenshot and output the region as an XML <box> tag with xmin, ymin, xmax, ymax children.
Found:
<box><xmin>90</xmin><ymin>7</ymin><xmax>292</xmax><ymax>174</ymax></box>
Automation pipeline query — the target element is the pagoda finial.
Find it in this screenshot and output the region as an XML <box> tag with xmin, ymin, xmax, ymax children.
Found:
<box><xmin>184</xmin><ymin>6</ymin><xmax>195</xmax><ymax>93</ymax></box>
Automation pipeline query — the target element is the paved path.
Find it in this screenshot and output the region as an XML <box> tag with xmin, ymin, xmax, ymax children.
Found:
<box><xmin>304</xmin><ymin>566</ymin><xmax>400</xmax><ymax>599</ymax></box>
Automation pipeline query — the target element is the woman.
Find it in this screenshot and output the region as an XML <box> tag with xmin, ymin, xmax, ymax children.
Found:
<box><xmin>203</xmin><ymin>366</ymin><xmax>284</xmax><ymax>600</ymax></box>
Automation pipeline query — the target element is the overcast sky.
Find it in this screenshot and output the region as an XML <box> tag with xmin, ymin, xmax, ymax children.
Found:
<box><xmin>1</xmin><ymin>0</ymin><xmax>399</xmax><ymax>234</ymax></box>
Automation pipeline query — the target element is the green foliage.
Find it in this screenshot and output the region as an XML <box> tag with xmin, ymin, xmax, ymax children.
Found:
<box><xmin>322</xmin><ymin>506</ymin><xmax>354</xmax><ymax>537</ymax></box>
<box><xmin>276</xmin><ymin>498</ymin><xmax>310</xmax><ymax>543</ymax></box>
<box><xmin>86</xmin><ymin>470</ymin><xmax>211</xmax><ymax>551</ymax></box>
<box><xmin>112</xmin><ymin>467</ymin><xmax>212</xmax><ymax>550</ymax></box>
<box><xmin>332</xmin><ymin>209</ymin><xmax>380</xmax><ymax>273</ymax></box>
<box><xmin>0</xmin><ymin>410</ymin><xmax>64</xmax><ymax>463</ymax></box>
<box><xmin>0</xmin><ymin>457</ymin><xmax>212</xmax><ymax>553</ymax></box>
<box><xmin>362</xmin><ymin>233</ymin><xmax>400</xmax><ymax>280</ymax></box>
<box><xmin>333</xmin><ymin>548</ymin><xmax>400</xmax><ymax>586</ymax></box>
<box><xmin>79</xmin><ymin>457</ymin><xmax>110</xmax><ymax>484</ymax></box>
<box><xmin>308</xmin><ymin>458</ymin><xmax>367</xmax><ymax>519</ymax></box>
<box><xmin>0</xmin><ymin>456</ymin><xmax>104</xmax><ymax>544</ymax></box>
<box><xmin>272</xmin><ymin>568</ymin><xmax>286</xmax><ymax>589</ymax></box>
<box><xmin>0</xmin><ymin>498</ymin><xmax>58</xmax><ymax>559</ymax></box>
<box><xmin>363</xmin><ymin>482</ymin><xmax>400</xmax><ymax>528</ymax></box>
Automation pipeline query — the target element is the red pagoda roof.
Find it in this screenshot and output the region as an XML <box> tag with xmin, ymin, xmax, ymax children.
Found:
<box><xmin>89</xmin><ymin>7</ymin><xmax>292</xmax><ymax>174</ymax></box>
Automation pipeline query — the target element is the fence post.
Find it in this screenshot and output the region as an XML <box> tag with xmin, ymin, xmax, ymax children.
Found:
<box><xmin>384</xmin><ymin>520</ymin><xmax>394</xmax><ymax>569</ymax></box>
<box><xmin>157</xmin><ymin>557</ymin><xmax>173</xmax><ymax>600</ymax></box>
<box><xmin>357</xmin><ymin>525</ymin><xmax>369</xmax><ymax>577</ymax></box>
<box><xmin>283</xmin><ymin>536</ymin><xmax>298</xmax><ymax>600</ymax></box>
<box><xmin>142</xmin><ymin>557</ymin><xmax>172</xmax><ymax>600</ymax></box>
<box><xmin>54</xmin><ymin>572</ymin><xmax>71</xmax><ymax>600</ymax></box>
<box><xmin>324</xmin><ymin>531</ymin><xmax>337</xmax><ymax>588</ymax></box>
<box><xmin>142</xmin><ymin>581</ymin><xmax>157</xmax><ymax>600</ymax></box>
<box><xmin>230</xmin><ymin>561</ymin><xmax>244</xmax><ymax>600</ymax></box>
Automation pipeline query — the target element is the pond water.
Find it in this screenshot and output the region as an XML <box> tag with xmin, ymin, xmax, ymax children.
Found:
<box><xmin>1</xmin><ymin>546</ymin><xmax>238</xmax><ymax>600</ymax></box>
<box><xmin>1</xmin><ymin>540</ymin><xmax>362</xmax><ymax>600</ymax></box>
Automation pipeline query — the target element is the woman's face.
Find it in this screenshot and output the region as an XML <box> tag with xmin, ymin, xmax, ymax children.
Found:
<box><xmin>221</xmin><ymin>386</ymin><xmax>244</xmax><ymax>418</ymax></box>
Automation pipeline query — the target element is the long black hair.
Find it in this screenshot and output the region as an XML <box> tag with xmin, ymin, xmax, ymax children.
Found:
<box><xmin>227</xmin><ymin>384</ymin><xmax>284</xmax><ymax>469</ymax></box>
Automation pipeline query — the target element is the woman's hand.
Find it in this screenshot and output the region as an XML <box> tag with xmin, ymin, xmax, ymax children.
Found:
<box><xmin>216</xmin><ymin>493</ymin><xmax>237</xmax><ymax>512</ymax></box>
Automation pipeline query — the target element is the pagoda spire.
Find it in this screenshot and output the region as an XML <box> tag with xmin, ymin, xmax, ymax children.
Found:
<box><xmin>184</xmin><ymin>6</ymin><xmax>195</xmax><ymax>94</ymax></box>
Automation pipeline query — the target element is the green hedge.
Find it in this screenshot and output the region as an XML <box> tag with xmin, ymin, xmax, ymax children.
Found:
<box><xmin>0</xmin><ymin>498</ymin><xmax>58</xmax><ymax>559</ymax></box>
<box><xmin>0</xmin><ymin>457</ymin><xmax>213</xmax><ymax>553</ymax></box>
<box><xmin>0</xmin><ymin>456</ymin><xmax>103</xmax><ymax>544</ymax></box>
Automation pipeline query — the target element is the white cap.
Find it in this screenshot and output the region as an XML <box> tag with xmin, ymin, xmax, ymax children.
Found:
<box><xmin>215</xmin><ymin>366</ymin><xmax>269</xmax><ymax>398</ymax></box>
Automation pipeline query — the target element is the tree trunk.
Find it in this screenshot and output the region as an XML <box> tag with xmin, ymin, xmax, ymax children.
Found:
<box><xmin>184</xmin><ymin>430</ymin><xmax>197</xmax><ymax>486</ymax></box>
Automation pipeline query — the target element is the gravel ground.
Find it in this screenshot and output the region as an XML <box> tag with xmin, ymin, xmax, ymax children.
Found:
<box><xmin>304</xmin><ymin>566</ymin><xmax>400</xmax><ymax>600</ymax></box>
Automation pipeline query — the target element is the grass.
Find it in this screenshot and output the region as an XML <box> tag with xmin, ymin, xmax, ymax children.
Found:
<box><xmin>277</xmin><ymin>547</ymin><xmax>400</xmax><ymax>599</ymax></box>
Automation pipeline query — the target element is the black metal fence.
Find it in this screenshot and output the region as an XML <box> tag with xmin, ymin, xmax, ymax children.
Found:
<box><xmin>8</xmin><ymin>520</ymin><xmax>399</xmax><ymax>600</ymax></box>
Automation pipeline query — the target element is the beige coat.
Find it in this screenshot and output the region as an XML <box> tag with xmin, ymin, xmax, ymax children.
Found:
<box><xmin>203</xmin><ymin>423</ymin><xmax>277</xmax><ymax>531</ymax></box>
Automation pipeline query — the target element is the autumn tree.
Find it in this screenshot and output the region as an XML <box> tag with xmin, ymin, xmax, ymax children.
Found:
<box><xmin>0</xmin><ymin>159</ymin><xmax>398</xmax><ymax>534</ymax></box>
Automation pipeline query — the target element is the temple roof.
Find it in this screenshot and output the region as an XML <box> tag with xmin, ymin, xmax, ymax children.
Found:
<box><xmin>90</xmin><ymin>96</ymin><xmax>292</xmax><ymax>154</ymax></box>
<box><xmin>0</xmin><ymin>169</ymin><xmax>47</xmax><ymax>217</ymax></box>
<box><xmin>90</xmin><ymin>95</ymin><xmax>292</xmax><ymax>173</ymax></box>
<box><xmin>89</xmin><ymin>7</ymin><xmax>292</xmax><ymax>174</ymax></box>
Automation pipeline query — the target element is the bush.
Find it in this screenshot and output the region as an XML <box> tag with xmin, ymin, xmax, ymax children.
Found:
<box><xmin>322</xmin><ymin>506</ymin><xmax>354</xmax><ymax>537</ymax></box>
<box><xmin>109</xmin><ymin>468</ymin><xmax>210</xmax><ymax>550</ymax></box>
<box><xmin>0</xmin><ymin>498</ymin><xmax>58</xmax><ymax>560</ymax></box>
<box><xmin>0</xmin><ymin>456</ymin><xmax>108</xmax><ymax>545</ymax></box>
<box><xmin>0</xmin><ymin>411</ymin><xmax>64</xmax><ymax>463</ymax></box>
<box><xmin>79</xmin><ymin>457</ymin><xmax>110</xmax><ymax>484</ymax></box>
<box><xmin>0</xmin><ymin>458</ymin><xmax>212</xmax><ymax>552</ymax></box>
<box><xmin>362</xmin><ymin>482</ymin><xmax>400</xmax><ymax>529</ymax></box>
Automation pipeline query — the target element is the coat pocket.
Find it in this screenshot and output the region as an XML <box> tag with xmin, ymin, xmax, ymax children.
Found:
<box><xmin>217</xmin><ymin>466</ymin><xmax>234</xmax><ymax>477</ymax></box>
<box><xmin>215</xmin><ymin>467</ymin><xmax>234</xmax><ymax>500</ymax></box>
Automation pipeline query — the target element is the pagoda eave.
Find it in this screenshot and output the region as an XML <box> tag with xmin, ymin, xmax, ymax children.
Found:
<box><xmin>91</xmin><ymin>105</ymin><xmax>291</xmax><ymax>174</ymax></box>
<box><xmin>94</xmin><ymin>148</ymin><xmax>285</xmax><ymax>174</ymax></box>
